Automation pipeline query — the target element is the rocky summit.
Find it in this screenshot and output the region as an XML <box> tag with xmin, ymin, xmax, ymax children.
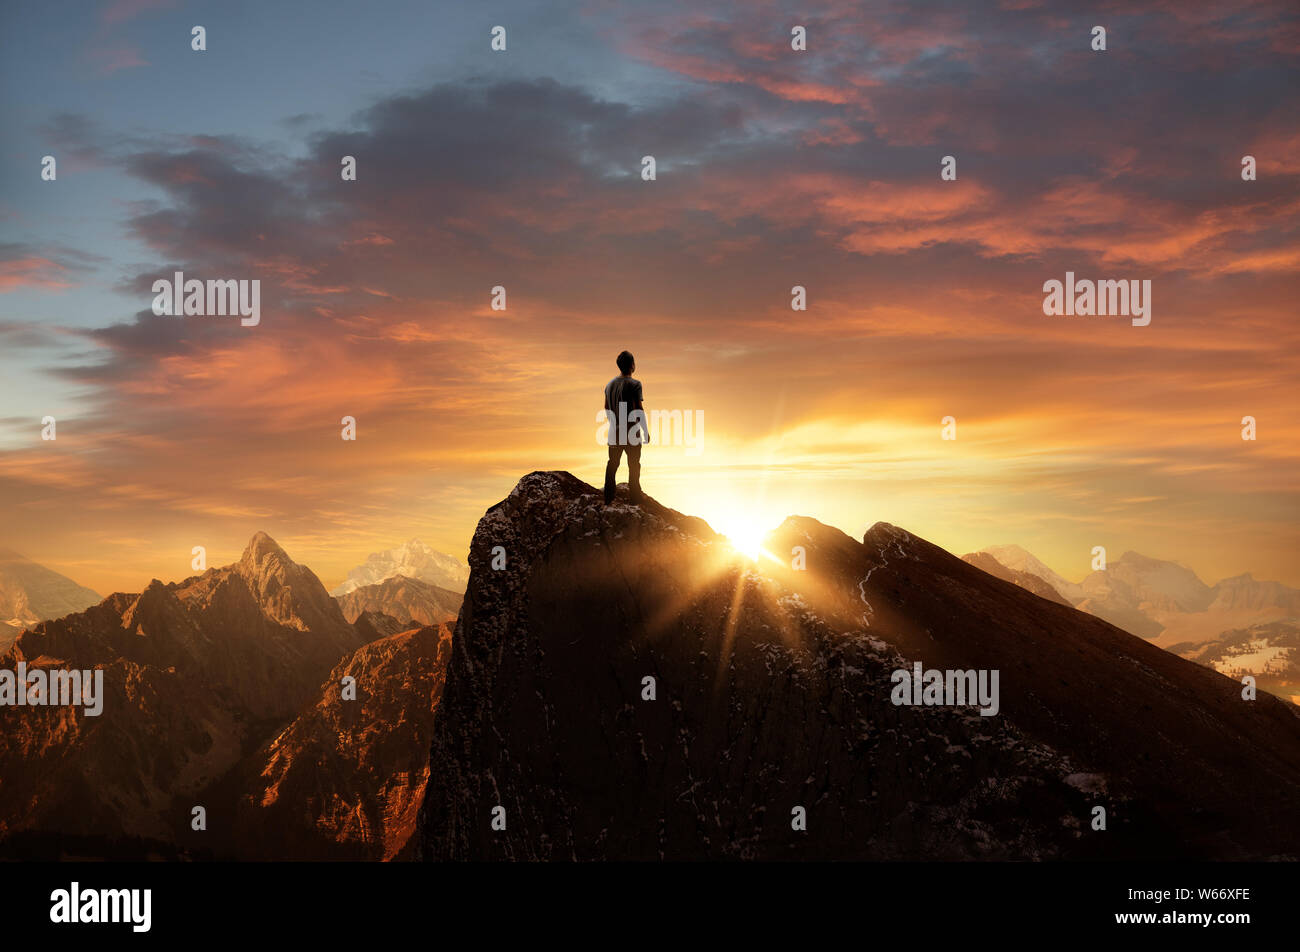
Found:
<box><xmin>415</xmin><ymin>471</ymin><xmax>1300</xmax><ymax>861</ymax></box>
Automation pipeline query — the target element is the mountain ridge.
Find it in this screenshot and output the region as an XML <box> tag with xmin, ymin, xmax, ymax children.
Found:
<box><xmin>334</xmin><ymin>575</ymin><xmax>463</xmax><ymax>628</ymax></box>
<box><xmin>416</xmin><ymin>471</ymin><xmax>1300</xmax><ymax>861</ymax></box>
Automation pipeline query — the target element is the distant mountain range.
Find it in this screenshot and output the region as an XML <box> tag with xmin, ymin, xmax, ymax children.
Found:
<box><xmin>0</xmin><ymin>549</ymin><xmax>100</xmax><ymax>651</ymax></box>
<box><xmin>3</xmin><ymin>487</ymin><xmax>1297</xmax><ymax>861</ymax></box>
<box><xmin>963</xmin><ymin>545</ymin><xmax>1300</xmax><ymax>701</ymax></box>
<box><xmin>0</xmin><ymin>533</ymin><xmax>428</xmax><ymax>859</ymax></box>
<box><xmin>331</xmin><ymin>539</ymin><xmax>468</xmax><ymax>596</ymax></box>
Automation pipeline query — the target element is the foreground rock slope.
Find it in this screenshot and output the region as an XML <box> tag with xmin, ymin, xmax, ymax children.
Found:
<box><xmin>415</xmin><ymin>472</ymin><xmax>1300</xmax><ymax>860</ymax></box>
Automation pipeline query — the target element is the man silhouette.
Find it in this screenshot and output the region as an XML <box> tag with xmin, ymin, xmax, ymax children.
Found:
<box><xmin>604</xmin><ymin>350</ymin><xmax>646</xmax><ymax>505</ymax></box>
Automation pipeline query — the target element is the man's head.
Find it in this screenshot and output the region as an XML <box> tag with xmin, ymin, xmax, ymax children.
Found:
<box><xmin>616</xmin><ymin>350</ymin><xmax>635</xmax><ymax>375</ymax></box>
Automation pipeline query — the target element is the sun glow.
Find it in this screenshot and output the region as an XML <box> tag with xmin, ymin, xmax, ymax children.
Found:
<box><xmin>658</xmin><ymin>480</ymin><xmax>789</xmax><ymax>565</ymax></box>
<box><xmin>722</xmin><ymin>523</ymin><xmax>768</xmax><ymax>561</ymax></box>
<box><xmin>704</xmin><ymin>511</ymin><xmax>783</xmax><ymax>563</ymax></box>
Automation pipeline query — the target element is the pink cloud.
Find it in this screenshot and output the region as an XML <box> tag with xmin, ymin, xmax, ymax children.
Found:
<box><xmin>0</xmin><ymin>257</ymin><xmax>71</xmax><ymax>292</ymax></box>
<box><xmin>100</xmin><ymin>0</ymin><xmax>174</xmax><ymax>25</ymax></box>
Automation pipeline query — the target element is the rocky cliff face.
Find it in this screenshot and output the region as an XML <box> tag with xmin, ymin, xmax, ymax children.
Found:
<box><xmin>221</xmin><ymin>623</ymin><xmax>453</xmax><ymax>860</ymax></box>
<box><xmin>416</xmin><ymin>472</ymin><xmax>1300</xmax><ymax>861</ymax></box>
<box><xmin>0</xmin><ymin>650</ymin><xmax>241</xmax><ymax>845</ymax></box>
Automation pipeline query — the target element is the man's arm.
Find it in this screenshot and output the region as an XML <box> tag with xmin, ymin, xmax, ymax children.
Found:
<box><xmin>634</xmin><ymin>382</ymin><xmax>648</xmax><ymax>444</ymax></box>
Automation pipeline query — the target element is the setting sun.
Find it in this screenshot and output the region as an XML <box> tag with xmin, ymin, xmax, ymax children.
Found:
<box><xmin>721</xmin><ymin>523</ymin><xmax>768</xmax><ymax>561</ymax></box>
<box><xmin>661</xmin><ymin>481</ymin><xmax>792</xmax><ymax>565</ymax></box>
<box><xmin>702</xmin><ymin>509</ymin><xmax>780</xmax><ymax>563</ymax></box>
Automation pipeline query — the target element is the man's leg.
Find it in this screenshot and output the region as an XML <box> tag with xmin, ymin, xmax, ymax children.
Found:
<box><xmin>604</xmin><ymin>445</ymin><xmax>623</xmax><ymax>504</ymax></box>
<box><xmin>627</xmin><ymin>443</ymin><xmax>642</xmax><ymax>504</ymax></box>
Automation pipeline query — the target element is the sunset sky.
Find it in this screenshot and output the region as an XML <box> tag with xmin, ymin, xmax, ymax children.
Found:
<box><xmin>2</xmin><ymin>0</ymin><xmax>1297</xmax><ymax>595</ymax></box>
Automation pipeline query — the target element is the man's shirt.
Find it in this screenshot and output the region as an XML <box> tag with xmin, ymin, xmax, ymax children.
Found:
<box><xmin>605</xmin><ymin>376</ymin><xmax>646</xmax><ymax>446</ymax></box>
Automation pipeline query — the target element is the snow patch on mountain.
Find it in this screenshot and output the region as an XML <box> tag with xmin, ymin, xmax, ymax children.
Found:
<box><xmin>331</xmin><ymin>539</ymin><xmax>469</xmax><ymax>596</ymax></box>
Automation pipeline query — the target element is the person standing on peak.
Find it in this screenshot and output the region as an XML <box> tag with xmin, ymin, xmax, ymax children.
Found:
<box><xmin>604</xmin><ymin>350</ymin><xmax>647</xmax><ymax>505</ymax></box>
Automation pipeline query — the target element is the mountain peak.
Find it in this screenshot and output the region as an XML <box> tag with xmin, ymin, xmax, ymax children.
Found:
<box><xmin>863</xmin><ymin>521</ymin><xmax>915</xmax><ymax>549</ymax></box>
<box><xmin>331</xmin><ymin>533</ymin><xmax>471</xmax><ymax>597</ymax></box>
<box><xmin>1116</xmin><ymin>550</ymin><xmax>1184</xmax><ymax>570</ymax></box>
<box><xmin>241</xmin><ymin>531</ymin><xmax>292</xmax><ymax>568</ymax></box>
<box><xmin>979</xmin><ymin>544</ymin><xmax>1084</xmax><ymax>603</ymax></box>
<box><xmin>961</xmin><ymin>551</ymin><xmax>1074</xmax><ymax>607</ymax></box>
<box><xmin>867</xmin><ymin>520</ymin><xmax>905</xmax><ymax>534</ymax></box>
<box><xmin>774</xmin><ymin>515</ymin><xmax>830</xmax><ymax>540</ymax></box>
<box><xmin>196</xmin><ymin>533</ymin><xmax>355</xmax><ymax>640</ymax></box>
